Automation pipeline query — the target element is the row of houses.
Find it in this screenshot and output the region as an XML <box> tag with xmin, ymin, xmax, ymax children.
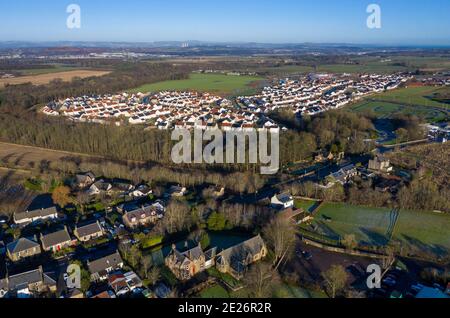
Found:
<box><xmin>74</xmin><ymin>172</ymin><xmax>153</xmax><ymax>198</ymax></box>
<box><xmin>237</xmin><ymin>73</ymin><xmax>411</xmax><ymax>116</ymax></box>
<box><xmin>0</xmin><ymin>250</ymin><xmax>129</xmax><ymax>298</ymax></box>
<box><xmin>43</xmin><ymin>72</ymin><xmax>411</xmax><ymax>132</ymax></box>
<box><xmin>5</xmin><ymin>220</ymin><xmax>105</xmax><ymax>262</ymax></box>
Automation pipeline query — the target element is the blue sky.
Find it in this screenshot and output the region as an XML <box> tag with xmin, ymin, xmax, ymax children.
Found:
<box><xmin>0</xmin><ymin>0</ymin><xmax>449</xmax><ymax>45</ymax></box>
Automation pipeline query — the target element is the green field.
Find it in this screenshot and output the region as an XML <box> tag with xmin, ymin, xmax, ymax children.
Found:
<box><xmin>369</xmin><ymin>86</ymin><xmax>450</xmax><ymax>109</ymax></box>
<box><xmin>349</xmin><ymin>86</ymin><xmax>450</xmax><ymax>122</ymax></box>
<box><xmin>350</xmin><ymin>100</ymin><xmax>449</xmax><ymax>122</ymax></box>
<box><xmin>317</xmin><ymin>63</ymin><xmax>408</xmax><ymax>74</ymax></box>
<box><xmin>19</xmin><ymin>66</ymin><xmax>81</xmax><ymax>76</ymax></box>
<box><xmin>198</xmin><ymin>283</ymin><xmax>326</xmax><ymax>299</ymax></box>
<box><xmin>302</xmin><ymin>203</ymin><xmax>450</xmax><ymax>254</ymax></box>
<box><xmin>260</xmin><ymin>65</ymin><xmax>314</xmax><ymax>75</ymax></box>
<box><xmin>129</xmin><ymin>73</ymin><xmax>263</xmax><ymax>95</ymax></box>
<box><xmin>294</xmin><ymin>199</ymin><xmax>318</xmax><ymax>213</ymax></box>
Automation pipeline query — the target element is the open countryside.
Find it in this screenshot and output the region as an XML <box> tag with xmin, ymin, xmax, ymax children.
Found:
<box><xmin>0</xmin><ymin>70</ymin><xmax>111</xmax><ymax>88</ymax></box>
<box><xmin>349</xmin><ymin>86</ymin><xmax>450</xmax><ymax>121</ymax></box>
<box><xmin>129</xmin><ymin>73</ymin><xmax>263</xmax><ymax>95</ymax></box>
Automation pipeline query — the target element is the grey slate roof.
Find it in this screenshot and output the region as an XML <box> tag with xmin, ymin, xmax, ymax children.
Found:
<box><xmin>14</xmin><ymin>207</ymin><xmax>58</xmax><ymax>222</ymax></box>
<box><xmin>75</xmin><ymin>221</ymin><xmax>103</xmax><ymax>238</ymax></box>
<box><xmin>76</xmin><ymin>172</ymin><xmax>95</xmax><ymax>184</ymax></box>
<box><xmin>123</xmin><ymin>206</ymin><xmax>157</xmax><ymax>224</ymax></box>
<box><xmin>88</xmin><ymin>251</ymin><xmax>123</xmax><ymax>275</ymax></box>
<box><xmin>6</xmin><ymin>267</ymin><xmax>56</xmax><ymax>291</ymax></box>
<box><xmin>218</xmin><ymin>235</ymin><xmax>265</xmax><ymax>273</ymax></box>
<box><xmin>41</xmin><ymin>228</ymin><xmax>71</xmax><ymax>249</ymax></box>
<box><xmin>7</xmin><ymin>237</ymin><xmax>39</xmax><ymax>254</ymax></box>
<box><xmin>186</xmin><ymin>245</ymin><xmax>203</xmax><ymax>261</ymax></box>
<box><xmin>204</xmin><ymin>247</ymin><xmax>217</xmax><ymax>262</ymax></box>
<box><xmin>170</xmin><ymin>244</ymin><xmax>205</xmax><ymax>265</ymax></box>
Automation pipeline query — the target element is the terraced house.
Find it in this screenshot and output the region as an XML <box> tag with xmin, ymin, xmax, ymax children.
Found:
<box><xmin>13</xmin><ymin>207</ymin><xmax>58</xmax><ymax>225</ymax></box>
<box><xmin>6</xmin><ymin>237</ymin><xmax>42</xmax><ymax>262</ymax></box>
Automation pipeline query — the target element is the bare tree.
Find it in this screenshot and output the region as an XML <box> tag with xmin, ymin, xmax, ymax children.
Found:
<box><xmin>141</xmin><ymin>256</ymin><xmax>152</xmax><ymax>279</ymax></box>
<box><xmin>162</xmin><ymin>201</ymin><xmax>190</xmax><ymax>233</ymax></box>
<box><xmin>263</xmin><ymin>217</ymin><xmax>296</xmax><ymax>268</ymax></box>
<box><xmin>243</xmin><ymin>263</ymin><xmax>279</xmax><ymax>298</ymax></box>
<box><xmin>128</xmin><ymin>245</ymin><xmax>142</xmax><ymax>269</ymax></box>
<box><xmin>147</xmin><ymin>266</ymin><xmax>161</xmax><ymax>286</ymax></box>
<box><xmin>75</xmin><ymin>191</ymin><xmax>90</xmax><ymax>215</ymax></box>
<box><xmin>381</xmin><ymin>245</ymin><xmax>396</xmax><ymax>270</ymax></box>
<box><xmin>322</xmin><ymin>265</ymin><xmax>348</xmax><ymax>298</ymax></box>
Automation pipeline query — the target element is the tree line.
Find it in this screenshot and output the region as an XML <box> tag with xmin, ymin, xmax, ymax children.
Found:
<box><xmin>0</xmin><ymin>62</ymin><xmax>191</xmax><ymax>112</ymax></box>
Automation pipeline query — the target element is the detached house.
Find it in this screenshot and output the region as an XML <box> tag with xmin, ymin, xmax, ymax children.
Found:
<box><xmin>108</xmin><ymin>273</ymin><xmax>130</xmax><ymax>296</ymax></box>
<box><xmin>326</xmin><ymin>164</ymin><xmax>358</xmax><ymax>186</ymax></box>
<box><xmin>0</xmin><ymin>266</ymin><xmax>57</xmax><ymax>298</ymax></box>
<box><xmin>131</xmin><ymin>184</ymin><xmax>153</xmax><ymax>198</ymax></box>
<box><xmin>88</xmin><ymin>180</ymin><xmax>113</xmax><ymax>196</ymax></box>
<box><xmin>216</xmin><ymin>235</ymin><xmax>267</xmax><ymax>280</ymax></box>
<box><xmin>165</xmin><ymin>244</ymin><xmax>216</xmax><ymax>281</ymax></box>
<box><xmin>74</xmin><ymin>172</ymin><xmax>96</xmax><ymax>189</ymax></box>
<box><xmin>40</xmin><ymin>227</ymin><xmax>74</xmax><ymax>252</ymax></box>
<box><xmin>122</xmin><ymin>206</ymin><xmax>160</xmax><ymax>229</ymax></box>
<box><xmin>369</xmin><ymin>156</ymin><xmax>393</xmax><ymax>173</ymax></box>
<box><xmin>271</xmin><ymin>193</ymin><xmax>294</xmax><ymax>210</ymax></box>
<box><xmin>14</xmin><ymin>207</ymin><xmax>58</xmax><ymax>225</ymax></box>
<box><xmin>88</xmin><ymin>251</ymin><xmax>124</xmax><ymax>281</ymax></box>
<box><xmin>6</xmin><ymin>237</ymin><xmax>42</xmax><ymax>262</ymax></box>
<box><xmin>168</xmin><ymin>185</ymin><xmax>187</xmax><ymax>197</ymax></box>
<box><xmin>74</xmin><ymin>220</ymin><xmax>104</xmax><ymax>242</ymax></box>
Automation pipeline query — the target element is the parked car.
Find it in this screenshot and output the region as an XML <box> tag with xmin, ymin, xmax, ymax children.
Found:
<box><xmin>382</xmin><ymin>277</ymin><xmax>396</xmax><ymax>287</ymax></box>
<box><xmin>302</xmin><ymin>251</ymin><xmax>313</xmax><ymax>260</ymax></box>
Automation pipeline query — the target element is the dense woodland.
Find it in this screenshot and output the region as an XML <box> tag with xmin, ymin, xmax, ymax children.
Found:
<box><xmin>0</xmin><ymin>110</ymin><xmax>376</xmax><ymax>168</ymax></box>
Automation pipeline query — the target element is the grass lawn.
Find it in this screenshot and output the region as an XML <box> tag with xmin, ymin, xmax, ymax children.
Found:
<box><xmin>308</xmin><ymin>203</ymin><xmax>393</xmax><ymax>245</ymax></box>
<box><xmin>303</xmin><ymin>203</ymin><xmax>450</xmax><ymax>254</ymax></box>
<box><xmin>199</xmin><ymin>284</ymin><xmax>230</xmax><ymax>298</ymax></box>
<box><xmin>395</xmin><ymin>210</ymin><xmax>450</xmax><ymax>253</ymax></box>
<box><xmin>19</xmin><ymin>66</ymin><xmax>81</xmax><ymax>76</ymax></box>
<box><xmin>207</xmin><ymin>267</ymin><xmax>240</xmax><ymax>289</ymax></box>
<box><xmin>273</xmin><ymin>285</ymin><xmax>320</xmax><ymax>298</ymax></box>
<box><xmin>349</xmin><ymin>100</ymin><xmax>449</xmax><ymax>122</ymax></box>
<box><xmin>129</xmin><ymin>73</ymin><xmax>263</xmax><ymax>96</ymax></box>
<box><xmin>369</xmin><ymin>86</ymin><xmax>450</xmax><ymax>109</ymax></box>
<box><xmin>294</xmin><ymin>199</ymin><xmax>318</xmax><ymax>213</ymax></box>
<box><xmin>199</xmin><ymin>283</ymin><xmax>328</xmax><ymax>299</ymax></box>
